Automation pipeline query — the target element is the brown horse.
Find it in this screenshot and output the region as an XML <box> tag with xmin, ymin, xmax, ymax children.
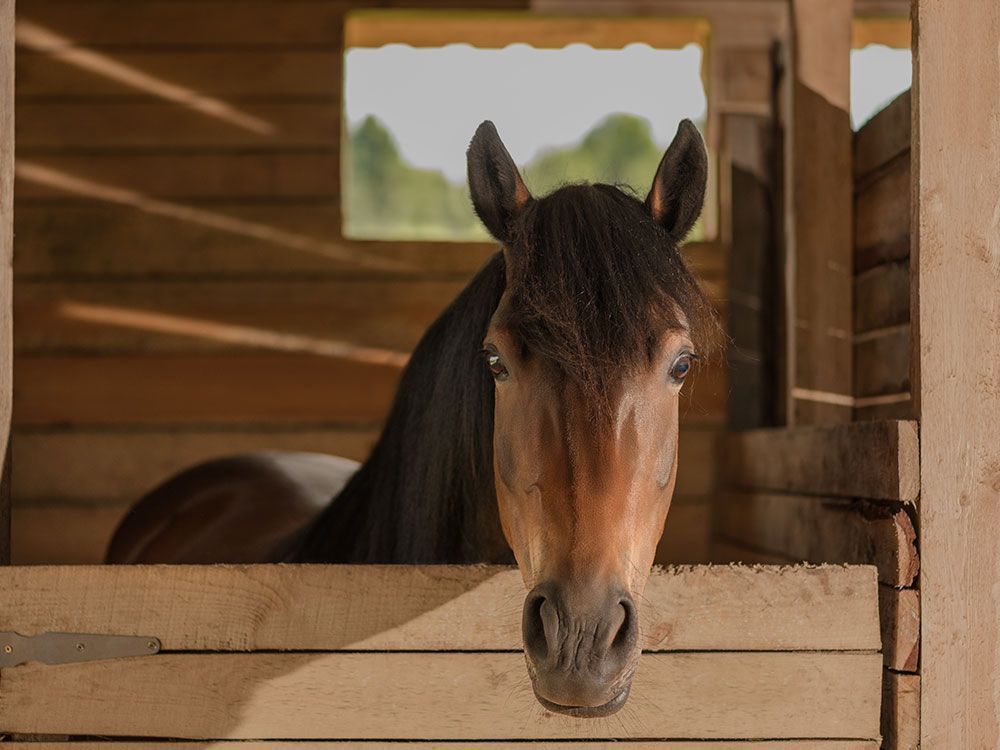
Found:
<box><xmin>107</xmin><ymin>119</ymin><xmax>715</xmax><ymax>717</ymax></box>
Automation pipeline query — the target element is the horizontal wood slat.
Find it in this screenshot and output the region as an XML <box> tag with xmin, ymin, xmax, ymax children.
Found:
<box><xmin>0</xmin><ymin>651</ymin><xmax>883</xmax><ymax>739</ymax></box>
<box><xmin>15</xmin><ymin>279</ymin><xmax>461</xmax><ymax>354</ymax></box>
<box><xmin>716</xmin><ymin>493</ymin><xmax>919</xmax><ymax>588</ymax></box>
<box><xmin>855</xmin><ymin>153</ymin><xmax>910</xmax><ymax>272</ymax></box>
<box><xmin>725</xmin><ymin>420</ymin><xmax>920</xmax><ymax>502</ymax></box>
<box><xmin>880</xmin><ymin>585</ymin><xmax>919</xmax><ymax>672</ymax></box>
<box><xmin>854</xmin><ymin>90</ymin><xmax>911</xmax><ymax>181</ymax></box>
<box><xmin>0</xmin><ymin>565</ymin><xmax>881</xmax><ymax>652</ymax></box>
<box><xmin>16</xmin><ymin>153</ymin><xmax>339</xmax><ymax>200</ymax></box>
<box><xmin>854</xmin><ymin>260</ymin><xmax>909</xmax><ymax>333</ymax></box>
<box><xmin>855</xmin><ymin>325</ymin><xmax>910</xmax><ymax>398</ymax></box>
<box><xmin>0</xmin><ymin>743</ymin><xmax>883</xmax><ymax>750</ymax></box>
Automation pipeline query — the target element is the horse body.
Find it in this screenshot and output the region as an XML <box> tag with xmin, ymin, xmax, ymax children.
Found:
<box><xmin>107</xmin><ymin>119</ymin><xmax>715</xmax><ymax>717</ymax></box>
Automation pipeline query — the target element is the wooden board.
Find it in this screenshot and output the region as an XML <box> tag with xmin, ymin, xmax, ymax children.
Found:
<box><xmin>880</xmin><ymin>585</ymin><xmax>919</xmax><ymax>672</ymax></box>
<box><xmin>0</xmin><ymin>565</ymin><xmax>881</xmax><ymax>652</ymax></box>
<box><xmin>716</xmin><ymin>493</ymin><xmax>918</xmax><ymax>587</ymax></box>
<box><xmin>854</xmin><ymin>325</ymin><xmax>910</xmax><ymax>398</ymax></box>
<box><xmin>0</xmin><ymin>651</ymin><xmax>883</xmax><ymax>739</ymax></box>
<box><xmin>11</xmin><ymin>504</ymin><xmax>126</xmax><ymax>565</ymax></box>
<box><xmin>882</xmin><ymin>671</ymin><xmax>919</xmax><ymax>750</ymax></box>
<box><xmin>913</xmin><ymin>2</ymin><xmax>1000</xmax><ymax>746</ymax></box>
<box><xmin>0</xmin><ymin>743</ymin><xmax>883</xmax><ymax>750</ymax></box>
<box><xmin>854</xmin><ymin>90</ymin><xmax>911</xmax><ymax>181</ymax></box>
<box><xmin>0</xmin><ymin>0</ymin><xmax>13</xmax><ymax>563</ymax></box>
<box><xmin>725</xmin><ymin>420</ymin><xmax>919</xmax><ymax>502</ymax></box>
<box><xmin>855</xmin><ymin>154</ymin><xmax>909</xmax><ymax>272</ymax></box>
<box><xmin>784</xmin><ymin>0</ymin><xmax>853</xmax><ymax>424</ymax></box>
<box><xmin>854</xmin><ymin>260</ymin><xmax>909</xmax><ymax>333</ymax></box>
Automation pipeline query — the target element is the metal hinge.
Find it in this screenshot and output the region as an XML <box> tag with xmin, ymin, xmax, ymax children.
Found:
<box><xmin>0</xmin><ymin>632</ymin><xmax>161</xmax><ymax>667</ymax></box>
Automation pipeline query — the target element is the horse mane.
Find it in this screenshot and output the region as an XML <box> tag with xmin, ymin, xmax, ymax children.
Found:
<box><xmin>291</xmin><ymin>182</ymin><xmax>716</xmax><ymax>564</ymax></box>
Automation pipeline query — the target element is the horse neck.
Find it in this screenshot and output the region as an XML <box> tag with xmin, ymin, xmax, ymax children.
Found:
<box><xmin>292</xmin><ymin>253</ymin><xmax>512</xmax><ymax>564</ymax></box>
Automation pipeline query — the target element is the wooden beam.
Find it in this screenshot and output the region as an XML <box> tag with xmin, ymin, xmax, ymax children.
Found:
<box><xmin>854</xmin><ymin>260</ymin><xmax>910</xmax><ymax>333</ymax></box>
<box><xmin>854</xmin><ymin>90</ymin><xmax>911</xmax><ymax>181</ymax></box>
<box><xmin>880</xmin><ymin>585</ymin><xmax>919</xmax><ymax>673</ymax></box>
<box><xmin>716</xmin><ymin>493</ymin><xmax>918</xmax><ymax>587</ymax></box>
<box><xmin>0</xmin><ymin>565</ymin><xmax>881</xmax><ymax>652</ymax></box>
<box><xmin>783</xmin><ymin>0</ymin><xmax>854</xmax><ymax>424</ymax></box>
<box><xmin>882</xmin><ymin>671</ymin><xmax>920</xmax><ymax>750</ymax></box>
<box><xmin>855</xmin><ymin>152</ymin><xmax>910</xmax><ymax>272</ymax></box>
<box><xmin>0</xmin><ymin>0</ymin><xmax>13</xmax><ymax>565</ymax></box>
<box><xmin>0</xmin><ymin>651</ymin><xmax>883</xmax><ymax>739</ymax></box>
<box><xmin>0</xmin><ymin>742</ymin><xmax>883</xmax><ymax>750</ymax></box>
<box><xmin>913</xmin><ymin>1</ymin><xmax>1000</xmax><ymax>745</ymax></box>
<box><xmin>725</xmin><ymin>420</ymin><xmax>920</xmax><ymax>502</ymax></box>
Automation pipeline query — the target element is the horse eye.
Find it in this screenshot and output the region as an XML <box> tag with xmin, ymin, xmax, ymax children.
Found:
<box><xmin>669</xmin><ymin>354</ymin><xmax>693</xmax><ymax>383</ymax></box>
<box><xmin>482</xmin><ymin>348</ymin><xmax>510</xmax><ymax>382</ymax></box>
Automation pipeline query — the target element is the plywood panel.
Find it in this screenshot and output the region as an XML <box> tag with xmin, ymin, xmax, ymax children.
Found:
<box><xmin>0</xmin><ymin>565</ymin><xmax>881</xmax><ymax>652</ymax></box>
<box><xmin>725</xmin><ymin>420</ymin><xmax>919</xmax><ymax>502</ymax></box>
<box><xmin>0</xmin><ymin>651</ymin><xmax>883</xmax><ymax>739</ymax></box>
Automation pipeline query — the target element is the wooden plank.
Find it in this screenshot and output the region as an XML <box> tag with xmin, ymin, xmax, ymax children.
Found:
<box><xmin>0</xmin><ymin>0</ymin><xmax>13</xmax><ymax>564</ymax></box>
<box><xmin>16</xmin><ymin>102</ymin><xmax>340</xmax><ymax>150</ymax></box>
<box><xmin>854</xmin><ymin>325</ymin><xmax>910</xmax><ymax>398</ymax></box>
<box><xmin>654</xmin><ymin>502</ymin><xmax>711</xmax><ymax>565</ymax></box>
<box><xmin>0</xmin><ymin>743</ymin><xmax>883</xmax><ymax>750</ymax></box>
<box><xmin>12</xmin><ymin>204</ymin><xmax>495</xmax><ymax>278</ymax></box>
<box><xmin>855</xmin><ymin>153</ymin><xmax>909</xmax><ymax>272</ymax></box>
<box><xmin>16</xmin><ymin>50</ymin><xmax>343</xmax><ymax>99</ymax></box>
<box><xmin>725</xmin><ymin>420</ymin><xmax>920</xmax><ymax>502</ymax></box>
<box><xmin>913</xmin><ymin>2</ymin><xmax>1000</xmax><ymax>746</ymax></box>
<box><xmin>882</xmin><ymin>672</ymin><xmax>920</xmax><ymax>750</ymax></box>
<box><xmin>0</xmin><ymin>564</ymin><xmax>882</xmax><ymax>652</ymax></box>
<box><xmin>0</xmin><ymin>651</ymin><xmax>883</xmax><ymax>739</ymax></box>
<box><xmin>717</xmin><ymin>493</ymin><xmax>918</xmax><ymax>587</ymax></box>
<box><xmin>853</xmin><ymin>396</ymin><xmax>912</xmax><ymax>422</ymax></box>
<box><xmin>16</xmin><ymin>153</ymin><xmax>339</xmax><ymax>200</ymax></box>
<box><xmin>879</xmin><ymin>585</ymin><xmax>919</xmax><ymax>672</ymax></box>
<box><xmin>854</xmin><ymin>90</ymin><xmax>910</xmax><ymax>181</ymax></box>
<box><xmin>784</xmin><ymin>0</ymin><xmax>853</xmax><ymax>424</ymax></box>
<box><xmin>13</xmin><ymin>354</ymin><xmax>402</xmax><ymax>427</ymax></box>
<box><xmin>14</xmin><ymin>279</ymin><xmax>463</xmax><ymax>354</ymax></box>
<box><xmin>854</xmin><ymin>260</ymin><xmax>909</xmax><ymax>333</ymax></box>
<box><xmin>12</xmin><ymin>428</ymin><xmax>377</xmax><ymax>503</ymax></box>
<box><xmin>10</xmin><ymin>504</ymin><xmax>125</xmax><ymax>565</ymax></box>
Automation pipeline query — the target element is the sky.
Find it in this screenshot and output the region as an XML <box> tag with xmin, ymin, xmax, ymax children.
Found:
<box><xmin>345</xmin><ymin>43</ymin><xmax>707</xmax><ymax>182</ymax></box>
<box><xmin>345</xmin><ymin>41</ymin><xmax>913</xmax><ymax>182</ymax></box>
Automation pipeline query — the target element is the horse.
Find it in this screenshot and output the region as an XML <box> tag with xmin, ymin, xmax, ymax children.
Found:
<box><xmin>106</xmin><ymin>118</ymin><xmax>716</xmax><ymax>718</ymax></box>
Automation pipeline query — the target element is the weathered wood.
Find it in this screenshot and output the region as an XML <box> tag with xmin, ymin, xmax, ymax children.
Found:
<box><xmin>716</xmin><ymin>493</ymin><xmax>918</xmax><ymax>587</ymax></box>
<box><xmin>882</xmin><ymin>671</ymin><xmax>920</xmax><ymax>750</ymax></box>
<box><xmin>14</xmin><ymin>279</ymin><xmax>462</xmax><ymax>354</ymax></box>
<box><xmin>853</xmin><ymin>396</ymin><xmax>912</xmax><ymax>422</ymax></box>
<box><xmin>913</xmin><ymin>2</ymin><xmax>1000</xmax><ymax>746</ymax></box>
<box><xmin>854</xmin><ymin>90</ymin><xmax>910</xmax><ymax>181</ymax></box>
<box><xmin>0</xmin><ymin>0</ymin><xmax>12</xmax><ymax>565</ymax></box>
<box><xmin>880</xmin><ymin>586</ymin><xmax>919</xmax><ymax>672</ymax></box>
<box><xmin>854</xmin><ymin>325</ymin><xmax>910</xmax><ymax>398</ymax></box>
<box><xmin>11</xmin><ymin>504</ymin><xmax>126</xmax><ymax>565</ymax></box>
<box><xmin>855</xmin><ymin>153</ymin><xmax>909</xmax><ymax>272</ymax></box>
<box><xmin>725</xmin><ymin>420</ymin><xmax>919</xmax><ymax>502</ymax></box>
<box><xmin>16</xmin><ymin>153</ymin><xmax>339</xmax><ymax>200</ymax></box>
<box><xmin>0</xmin><ymin>564</ymin><xmax>881</xmax><ymax>652</ymax></box>
<box><xmin>784</xmin><ymin>0</ymin><xmax>853</xmax><ymax>424</ymax></box>
<box><xmin>0</xmin><ymin>651</ymin><xmax>883</xmax><ymax>739</ymax></box>
<box><xmin>854</xmin><ymin>260</ymin><xmax>909</xmax><ymax>333</ymax></box>
<box><xmin>0</xmin><ymin>742</ymin><xmax>883</xmax><ymax>750</ymax></box>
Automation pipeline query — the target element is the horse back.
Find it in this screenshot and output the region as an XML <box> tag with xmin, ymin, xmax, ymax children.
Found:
<box><xmin>105</xmin><ymin>452</ymin><xmax>358</xmax><ymax>564</ymax></box>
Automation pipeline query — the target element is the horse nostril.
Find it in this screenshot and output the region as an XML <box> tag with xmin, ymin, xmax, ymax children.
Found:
<box><xmin>522</xmin><ymin>589</ymin><xmax>550</xmax><ymax>662</ymax></box>
<box><xmin>611</xmin><ymin>595</ymin><xmax>638</xmax><ymax>653</ymax></box>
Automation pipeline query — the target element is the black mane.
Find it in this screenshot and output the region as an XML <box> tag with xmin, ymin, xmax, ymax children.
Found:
<box><xmin>292</xmin><ymin>182</ymin><xmax>715</xmax><ymax>564</ymax></box>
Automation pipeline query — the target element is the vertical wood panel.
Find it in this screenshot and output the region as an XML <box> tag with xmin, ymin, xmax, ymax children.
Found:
<box><xmin>784</xmin><ymin>0</ymin><xmax>853</xmax><ymax>424</ymax></box>
<box><xmin>0</xmin><ymin>0</ymin><xmax>14</xmax><ymax>564</ymax></box>
<box><xmin>914</xmin><ymin>1</ymin><xmax>1000</xmax><ymax>746</ymax></box>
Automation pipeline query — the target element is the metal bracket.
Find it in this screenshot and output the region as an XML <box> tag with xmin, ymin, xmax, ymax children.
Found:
<box><xmin>0</xmin><ymin>631</ymin><xmax>161</xmax><ymax>667</ymax></box>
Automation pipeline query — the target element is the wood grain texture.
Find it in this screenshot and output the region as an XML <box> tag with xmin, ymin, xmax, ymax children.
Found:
<box><xmin>0</xmin><ymin>564</ymin><xmax>881</xmax><ymax>652</ymax></box>
<box><xmin>855</xmin><ymin>153</ymin><xmax>909</xmax><ymax>272</ymax></box>
<box><xmin>716</xmin><ymin>493</ymin><xmax>918</xmax><ymax>587</ymax></box>
<box><xmin>10</xmin><ymin>503</ymin><xmax>126</xmax><ymax>565</ymax></box>
<box><xmin>0</xmin><ymin>0</ymin><xmax>12</xmax><ymax>564</ymax></box>
<box><xmin>854</xmin><ymin>90</ymin><xmax>911</xmax><ymax>181</ymax></box>
<box><xmin>882</xmin><ymin>671</ymin><xmax>919</xmax><ymax>750</ymax></box>
<box><xmin>879</xmin><ymin>585</ymin><xmax>919</xmax><ymax>672</ymax></box>
<box><xmin>0</xmin><ymin>743</ymin><xmax>882</xmax><ymax>750</ymax></box>
<box><xmin>0</xmin><ymin>651</ymin><xmax>883</xmax><ymax>739</ymax></box>
<box><xmin>785</xmin><ymin>0</ymin><xmax>853</xmax><ymax>424</ymax></box>
<box><xmin>913</xmin><ymin>2</ymin><xmax>1000</xmax><ymax>746</ymax></box>
<box><xmin>854</xmin><ymin>260</ymin><xmax>909</xmax><ymax>333</ymax></box>
<box><xmin>725</xmin><ymin>420</ymin><xmax>919</xmax><ymax>502</ymax></box>
<box><xmin>854</xmin><ymin>325</ymin><xmax>909</xmax><ymax>398</ymax></box>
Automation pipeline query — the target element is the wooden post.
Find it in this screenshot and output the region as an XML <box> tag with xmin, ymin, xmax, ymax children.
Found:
<box><xmin>0</xmin><ymin>0</ymin><xmax>13</xmax><ymax>565</ymax></box>
<box><xmin>783</xmin><ymin>0</ymin><xmax>853</xmax><ymax>424</ymax></box>
<box><xmin>913</xmin><ymin>0</ymin><xmax>1000</xmax><ymax>745</ymax></box>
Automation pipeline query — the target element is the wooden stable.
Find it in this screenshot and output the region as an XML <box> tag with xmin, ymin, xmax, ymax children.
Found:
<box><xmin>1</xmin><ymin>0</ymin><xmax>999</xmax><ymax>747</ymax></box>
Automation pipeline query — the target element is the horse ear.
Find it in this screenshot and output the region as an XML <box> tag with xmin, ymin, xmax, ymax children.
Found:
<box><xmin>467</xmin><ymin>121</ymin><xmax>532</xmax><ymax>244</ymax></box>
<box><xmin>645</xmin><ymin>119</ymin><xmax>708</xmax><ymax>240</ymax></box>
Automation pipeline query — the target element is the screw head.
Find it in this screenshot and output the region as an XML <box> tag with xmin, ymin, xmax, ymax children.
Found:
<box><xmin>147</xmin><ymin>640</ymin><xmax>157</xmax><ymax>650</ymax></box>
<box><xmin>76</xmin><ymin>642</ymin><xmax>85</xmax><ymax>651</ymax></box>
<box><xmin>3</xmin><ymin>644</ymin><xmax>12</xmax><ymax>654</ymax></box>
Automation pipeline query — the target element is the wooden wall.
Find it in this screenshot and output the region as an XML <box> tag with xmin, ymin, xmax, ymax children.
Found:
<box><xmin>10</xmin><ymin>0</ymin><xmax>726</xmax><ymax>565</ymax></box>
